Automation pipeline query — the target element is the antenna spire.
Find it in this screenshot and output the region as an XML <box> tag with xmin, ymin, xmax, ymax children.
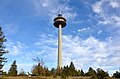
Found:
<box><xmin>58</xmin><ymin>9</ymin><xmax>62</xmax><ymax>16</ymax></box>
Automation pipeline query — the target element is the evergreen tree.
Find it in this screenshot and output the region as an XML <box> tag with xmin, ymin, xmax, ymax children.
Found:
<box><xmin>8</xmin><ymin>60</ymin><xmax>17</xmax><ymax>76</ymax></box>
<box><xmin>69</xmin><ymin>62</ymin><xmax>77</xmax><ymax>76</ymax></box>
<box><xmin>86</xmin><ymin>67</ymin><xmax>96</xmax><ymax>76</ymax></box>
<box><xmin>50</xmin><ymin>68</ymin><xmax>56</xmax><ymax>76</ymax></box>
<box><xmin>113</xmin><ymin>71</ymin><xmax>120</xmax><ymax>78</ymax></box>
<box><xmin>76</xmin><ymin>70</ymin><xmax>81</xmax><ymax>76</ymax></box>
<box><xmin>0</xmin><ymin>27</ymin><xmax>8</xmax><ymax>75</ymax></box>
<box><xmin>81</xmin><ymin>69</ymin><xmax>85</xmax><ymax>76</ymax></box>
<box><xmin>96</xmin><ymin>68</ymin><xmax>109</xmax><ymax>78</ymax></box>
<box><xmin>61</xmin><ymin>66</ymin><xmax>69</xmax><ymax>78</ymax></box>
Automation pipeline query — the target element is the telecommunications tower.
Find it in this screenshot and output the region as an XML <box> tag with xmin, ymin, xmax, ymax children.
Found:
<box><xmin>53</xmin><ymin>14</ymin><xmax>66</xmax><ymax>68</ymax></box>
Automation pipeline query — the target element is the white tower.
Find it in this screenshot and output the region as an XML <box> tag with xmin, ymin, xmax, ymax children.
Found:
<box><xmin>53</xmin><ymin>14</ymin><xmax>66</xmax><ymax>68</ymax></box>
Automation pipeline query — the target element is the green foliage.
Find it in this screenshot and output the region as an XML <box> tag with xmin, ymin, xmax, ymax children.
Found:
<box><xmin>32</xmin><ymin>63</ymin><xmax>43</xmax><ymax>76</ymax></box>
<box><xmin>60</xmin><ymin>61</ymin><xmax>78</xmax><ymax>77</ymax></box>
<box><xmin>0</xmin><ymin>27</ymin><xmax>8</xmax><ymax>75</ymax></box>
<box><xmin>58</xmin><ymin>61</ymin><xmax>87</xmax><ymax>78</ymax></box>
<box><xmin>2</xmin><ymin>71</ymin><xmax>7</xmax><ymax>76</ymax></box>
<box><xmin>81</xmin><ymin>69</ymin><xmax>85</xmax><ymax>76</ymax></box>
<box><xmin>76</xmin><ymin>70</ymin><xmax>81</xmax><ymax>76</ymax></box>
<box><xmin>44</xmin><ymin>67</ymin><xmax>51</xmax><ymax>76</ymax></box>
<box><xmin>96</xmin><ymin>68</ymin><xmax>109</xmax><ymax>78</ymax></box>
<box><xmin>8</xmin><ymin>60</ymin><xmax>18</xmax><ymax>76</ymax></box>
<box><xmin>90</xmin><ymin>75</ymin><xmax>99</xmax><ymax>79</ymax></box>
<box><xmin>61</xmin><ymin>66</ymin><xmax>69</xmax><ymax>77</ymax></box>
<box><xmin>86</xmin><ymin>67</ymin><xmax>96</xmax><ymax>76</ymax></box>
<box><xmin>32</xmin><ymin>57</ymin><xmax>51</xmax><ymax>76</ymax></box>
<box><xmin>113</xmin><ymin>71</ymin><xmax>120</xmax><ymax>78</ymax></box>
<box><xmin>69</xmin><ymin>62</ymin><xmax>77</xmax><ymax>76</ymax></box>
<box><xmin>32</xmin><ymin>63</ymin><xmax>50</xmax><ymax>76</ymax></box>
<box><xmin>85</xmin><ymin>67</ymin><xmax>109</xmax><ymax>79</ymax></box>
<box><xmin>50</xmin><ymin>68</ymin><xmax>56</xmax><ymax>76</ymax></box>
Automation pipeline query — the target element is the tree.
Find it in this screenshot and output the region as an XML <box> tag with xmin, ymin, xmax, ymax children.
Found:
<box><xmin>2</xmin><ymin>71</ymin><xmax>7</xmax><ymax>76</ymax></box>
<box><xmin>32</xmin><ymin>63</ymin><xmax>43</xmax><ymax>76</ymax></box>
<box><xmin>8</xmin><ymin>60</ymin><xmax>18</xmax><ymax>76</ymax></box>
<box><xmin>76</xmin><ymin>70</ymin><xmax>81</xmax><ymax>76</ymax></box>
<box><xmin>81</xmin><ymin>69</ymin><xmax>85</xmax><ymax>76</ymax></box>
<box><xmin>86</xmin><ymin>67</ymin><xmax>96</xmax><ymax>76</ymax></box>
<box><xmin>113</xmin><ymin>71</ymin><xmax>120</xmax><ymax>78</ymax></box>
<box><xmin>32</xmin><ymin>57</ymin><xmax>44</xmax><ymax>67</ymax></box>
<box><xmin>44</xmin><ymin>67</ymin><xmax>51</xmax><ymax>76</ymax></box>
<box><xmin>61</xmin><ymin>65</ymin><xmax>69</xmax><ymax>78</ymax></box>
<box><xmin>60</xmin><ymin>62</ymin><xmax>78</xmax><ymax>77</ymax></box>
<box><xmin>0</xmin><ymin>27</ymin><xmax>8</xmax><ymax>75</ymax></box>
<box><xmin>69</xmin><ymin>62</ymin><xmax>77</xmax><ymax>76</ymax></box>
<box><xmin>50</xmin><ymin>68</ymin><xmax>56</xmax><ymax>76</ymax></box>
<box><xmin>32</xmin><ymin>57</ymin><xmax>47</xmax><ymax>76</ymax></box>
<box><xmin>96</xmin><ymin>68</ymin><xmax>109</xmax><ymax>78</ymax></box>
<box><xmin>32</xmin><ymin>63</ymin><xmax>50</xmax><ymax>76</ymax></box>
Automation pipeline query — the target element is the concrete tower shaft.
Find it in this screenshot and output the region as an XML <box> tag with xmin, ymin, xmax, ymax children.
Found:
<box><xmin>53</xmin><ymin>14</ymin><xmax>66</xmax><ymax>68</ymax></box>
<box><xmin>58</xmin><ymin>24</ymin><xmax>62</xmax><ymax>68</ymax></box>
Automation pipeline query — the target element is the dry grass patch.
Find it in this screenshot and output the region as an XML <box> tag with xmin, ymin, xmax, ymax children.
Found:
<box><xmin>0</xmin><ymin>76</ymin><xmax>118</xmax><ymax>79</ymax></box>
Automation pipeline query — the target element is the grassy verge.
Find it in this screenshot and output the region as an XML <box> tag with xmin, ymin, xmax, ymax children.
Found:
<box><xmin>0</xmin><ymin>76</ymin><xmax>118</xmax><ymax>79</ymax></box>
<box><xmin>0</xmin><ymin>76</ymin><xmax>90</xmax><ymax>79</ymax></box>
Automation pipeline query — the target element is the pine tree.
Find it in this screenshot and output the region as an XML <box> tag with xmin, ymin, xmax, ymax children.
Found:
<box><xmin>81</xmin><ymin>69</ymin><xmax>85</xmax><ymax>76</ymax></box>
<box><xmin>61</xmin><ymin>66</ymin><xmax>69</xmax><ymax>78</ymax></box>
<box><xmin>113</xmin><ymin>71</ymin><xmax>120</xmax><ymax>78</ymax></box>
<box><xmin>50</xmin><ymin>68</ymin><xmax>56</xmax><ymax>76</ymax></box>
<box><xmin>77</xmin><ymin>70</ymin><xmax>81</xmax><ymax>76</ymax></box>
<box><xmin>86</xmin><ymin>67</ymin><xmax>96</xmax><ymax>76</ymax></box>
<box><xmin>8</xmin><ymin>60</ymin><xmax>18</xmax><ymax>76</ymax></box>
<box><xmin>69</xmin><ymin>62</ymin><xmax>77</xmax><ymax>76</ymax></box>
<box><xmin>0</xmin><ymin>27</ymin><xmax>8</xmax><ymax>76</ymax></box>
<box><xmin>96</xmin><ymin>68</ymin><xmax>109</xmax><ymax>78</ymax></box>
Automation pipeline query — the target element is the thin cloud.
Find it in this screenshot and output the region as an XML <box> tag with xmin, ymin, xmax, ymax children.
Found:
<box><xmin>3</xmin><ymin>24</ymin><xmax>19</xmax><ymax>35</ymax></box>
<box><xmin>78</xmin><ymin>27</ymin><xmax>90</xmax><ymax>32</ymax></box>
<box><xmin>5</xmin><ymin>40</ymin><xmax>27</xmax><ymax>55</ymax></box>
<box><xmin>35</xmin><ymin>32</ymin><xmax>120</xmax><ymax>74</ymax></box>
<box><xmin>110</xmin><ymin>1</ymin><xmax>119</xmax><ymax>8</ymax></box>
<box><xmin>98</xmin><ymin>30</ymin><xmax>102</xmax><ymax>35</ymax></box>
<box><xmin>32</xmin><ymin>0</ymin><xmax>78</xmax><ymax>23</ymax></box>
<box><xmin>92</xmin><ymin>0</ymin><xmax>120</xmax><ymax>26</ymax></box>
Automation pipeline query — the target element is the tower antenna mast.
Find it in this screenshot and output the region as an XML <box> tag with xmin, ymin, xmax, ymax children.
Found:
<box><xmin>53</xmin><ymin>12</ymin><xmax>67</xmax><ymax>69</ymax></box>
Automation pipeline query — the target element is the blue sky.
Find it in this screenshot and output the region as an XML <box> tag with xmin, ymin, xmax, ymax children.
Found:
<box><xmin>0</xmin><ymin>0</ymin><xmax>120</xmax><ymax>75</ymax></box>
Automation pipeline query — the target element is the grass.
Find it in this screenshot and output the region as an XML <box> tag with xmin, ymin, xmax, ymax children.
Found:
<box><xmin>0</xmin><ymin>76</ymin><xmax>90</xmax><ymax>79</ymax></box>
<box><xmin>0</xmin><ymin>76</ymin><xmax>118</xmax><ymax>79</ymax></box>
